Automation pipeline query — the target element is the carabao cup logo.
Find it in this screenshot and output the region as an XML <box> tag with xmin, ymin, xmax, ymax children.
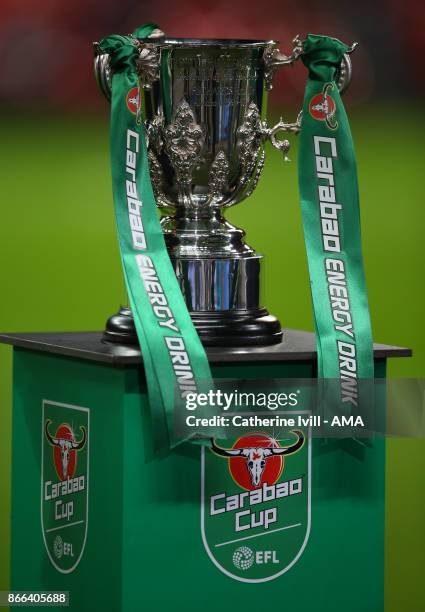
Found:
<box><xmin>41</xmin><ymin>401</ymin><xmax>89</xmax><ymax>574</ymax></box>
<box><xmin>126</xmin><ymin>87</ymin><xmax>140</xmax><ymax>115</ymax></box>
<box><xmin>201</xmin><ymin>427</ymin><xmax>311</xmax><ymax>583</ymax></box>
<box><xmin>309</xmin><ymin>82</ymin><xmax>338</xmax><ymax>130</ymax></box>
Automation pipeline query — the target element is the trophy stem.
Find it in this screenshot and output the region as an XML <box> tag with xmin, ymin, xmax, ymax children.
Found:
<box><xmin>103</xmin><ymin>206</ymin><xmax>283</xmax><ymax>346</ymax></box>
<box><xmin>103</xmin><ymin>247</ymin><xmax>283</xmax><ymax>346</ymax></box>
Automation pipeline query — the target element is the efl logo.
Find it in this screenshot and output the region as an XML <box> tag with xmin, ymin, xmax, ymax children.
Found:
<box><xmin>126</xmin><ymin>87</ymin><xmax>140</xmax><ymax>115</ymax></box>
<box><xmin>53</xmin><ymin>535</ymin><xmax>74</xmax><ymax>560</ymax></box>
<box><xmin>232</xmin><ymin>546</ymin><xmax>280</xmax><ymax>571</ymax></box>
<box><xmin>309</xmin><ymin>82</ymin><xmax>338</xmax><ymax>130</ymax></box>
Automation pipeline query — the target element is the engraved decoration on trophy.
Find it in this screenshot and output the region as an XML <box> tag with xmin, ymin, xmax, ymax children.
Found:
<box><xmin>134</xmin><ymin>42</ymin><xmax>161</xmax><ymax>89</ymax></box>
<box><xmin>164</xmin><ymin>100</ymin><xmax>204</xmax><ymax>203</ymax></box>
<box><xmin>94</xmin><ymin>36</ymin><xmax>354</xmax><ymax>346</ymax></box>
<box><xmin>147</xmin><ymin>150</ymin><xmax>167</xmax><ymax>206</ymax></box>
<box><xmin>236</xmin><ymin>102</ymin><xmax>268</xmax><ymax>191</ymax></box>
<box><xmin>208</xmin><ymin>151</ymin><xmax>230</xmax><ymax>200</ymax></box>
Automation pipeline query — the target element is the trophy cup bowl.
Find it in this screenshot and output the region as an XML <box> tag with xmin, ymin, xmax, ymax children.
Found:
<box><xmin>94</xmin><ymin>36</ymin><xmax>352</xmax><ymax>346</ymax></box>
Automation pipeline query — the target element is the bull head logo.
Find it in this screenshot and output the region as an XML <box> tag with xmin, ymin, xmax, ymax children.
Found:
<box><xmin>126</xmin><ymin>87</ymin><xmax>140</xmax><ymax>115</ymax></box>
<box><xmin>310</xmin><ymin>82</ymin><xmax>338</xmax><ymax>130</ymax></box>
<box><xmin>210</xmin><ymin>430</ymin><xmax>304</xmax><ymax>488</ymax></box>
<box><xmin>45</xmin><ymin>419</ymin><xmax>86</xmax><ymax>480</ymax></box>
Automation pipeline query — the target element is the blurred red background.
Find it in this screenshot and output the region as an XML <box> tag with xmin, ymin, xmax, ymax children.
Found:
<box><xmin>0</xmin><ymin>0</ymin><xmax>423</xmax><ymax>112</ymax></box>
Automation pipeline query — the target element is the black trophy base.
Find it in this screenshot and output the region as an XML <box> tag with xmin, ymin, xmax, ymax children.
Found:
<box><xmin>103</xmin><ymin>306</ymin><xmax>282</xmax><ymax>347</ymax></box>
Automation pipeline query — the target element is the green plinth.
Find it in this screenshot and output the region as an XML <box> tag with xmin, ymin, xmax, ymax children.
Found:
<box><xmin>0</xmin><ymin>330</ymin><xmax>410</xmax><ymax>611</ymax></box>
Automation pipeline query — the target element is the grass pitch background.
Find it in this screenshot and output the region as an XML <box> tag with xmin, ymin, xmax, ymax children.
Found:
<box><xmin>0</xmin><ymin>107</ymin><xmax>424</xmax><ymax>610</ymax></box>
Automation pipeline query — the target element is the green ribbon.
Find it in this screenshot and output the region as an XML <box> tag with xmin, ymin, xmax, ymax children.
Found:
<box><xmin>298</xmin><ymin>34</ymin><xmax>374</xmax><ymax>408</ymax></box>
<box><xmin>99</xmin><ymin>25</ymin><xmax>213</xmax><ymax>448</ymax></box>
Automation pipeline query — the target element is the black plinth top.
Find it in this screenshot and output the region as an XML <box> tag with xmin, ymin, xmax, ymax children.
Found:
<box><xmin>0</xmin><ymin>330</ymin><xmax>411</xmax><ymax>365</ymax></box>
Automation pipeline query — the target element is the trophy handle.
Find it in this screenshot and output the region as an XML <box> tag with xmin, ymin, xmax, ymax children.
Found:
<box><xmin>263</xmin><ymin>36</ymin><xmax>357</xmax><ymax>160</ymax></box>
<box><xmin>264</xmin><ymin>35</ymin><xmax>356</xmax><ymax>92</ymax></box>
<box><xmin>264</xmin><ymin>35</ymin><xmax>304</xmax><ymax>91</ymax></box>
<box><xmin>93</xmin><ymin>44</ymin><xmax>112</xmax><ymax>101</ymax></box>
<box><xmin>93</xmin><ymin>33</ymin><xmax>163</xmax><ymax>101</ymax></box>
<box><xmin>261</xmin><ymin>112</ymin><xmax>303</xmax><ymax>162</ymax></box>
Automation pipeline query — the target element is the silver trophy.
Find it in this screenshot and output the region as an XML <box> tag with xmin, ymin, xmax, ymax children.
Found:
<box><xmin>94</xmin><ymin>36</ymin><xmax>352</xmax><ymax>346</ymax></box>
